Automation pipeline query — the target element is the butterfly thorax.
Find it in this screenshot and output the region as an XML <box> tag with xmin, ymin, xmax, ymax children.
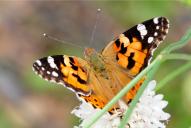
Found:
<box><xmin>84</xmin><ymin>48</ymin><xmax>108</xmax><ymax>79</ymax></box>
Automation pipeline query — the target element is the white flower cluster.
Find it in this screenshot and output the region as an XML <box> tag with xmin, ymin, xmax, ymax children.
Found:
<box><xmin>72</xmin><ymin>80</ymin><xmax>170</xmax><ymax>128</ymax></box>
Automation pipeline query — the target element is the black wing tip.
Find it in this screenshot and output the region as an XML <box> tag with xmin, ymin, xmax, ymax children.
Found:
<box><xmin>32</xmin><ymin>57</ymin><xmax>61</xmax><ymax>81</ymax></box>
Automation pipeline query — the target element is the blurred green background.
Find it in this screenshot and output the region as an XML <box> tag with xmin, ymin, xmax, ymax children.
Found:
<box><xmin>0</xmin><ymin>1</ymin><xmax>191</xmax><ymax>128</ymax></box>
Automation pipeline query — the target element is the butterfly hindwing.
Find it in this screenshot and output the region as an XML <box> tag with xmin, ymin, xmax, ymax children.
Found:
<box><xmin>32</xmin><ymin>55</ymin><xmax>91</xmax><ymax>95</ymax></box>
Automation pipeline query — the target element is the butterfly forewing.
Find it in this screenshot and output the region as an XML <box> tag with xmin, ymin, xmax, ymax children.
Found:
<box><xmin>102</xmin><ymin>17</ymin><xmax>169</xmax><ymax>76</ymax></box>
<box><xmin>32</xmin><ymin>55</ymin><xmax>91</xmax><ymax>96</ymax></box>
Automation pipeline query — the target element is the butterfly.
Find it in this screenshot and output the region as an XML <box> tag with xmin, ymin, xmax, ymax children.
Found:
<box><xmin>32</xmin><ymin>17</ymin><xmax>169</xmax><ymax>113</ymax></box>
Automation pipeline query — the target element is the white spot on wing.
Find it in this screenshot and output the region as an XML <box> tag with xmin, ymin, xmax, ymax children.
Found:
<box><xmin>137</xmin><ymin>24</ymin><xmax>147</xmax><ymax>39</ymax></box>
<box><xmin>165</xmin><ymin>29</ymin><xmax>169</xmax><ymax>33</ymax></box>
<box><xmin>39</xmin><ymin>75</ymin><xmax>43</xmax><ymax>78</ymax></box>
<box><xmin>156</xmin><ymin>26</ymin><xmax>160</xmax><ymax>30</ymax></box>
<box><xmin>154</xmin><ymin>32</ymin><xmax>158</xmax><ymax>36</ymax></box>
<box><xmin>41</xmin><ymin>67</ymin><xmax>45</xmax><ymax>71</ymax></box>
<box><xmin>137</xmin><ymin>24</ymin><xmax>145</xmax><ymax>30</ymax></box>
<box><xmin>141</xmin><ymin>30</ymin><xmax>147</xmax><ymax>36</ymax></box>
<box><xmin>33</xmin><ymin>70</ymin><xmax>38</xmax><ymax>75</ymax></box>
<box><xmin>153</xmin><ymin>17</ymin><xmax>159</xmax><ymax>24</ymax></box>
<box><xmin>36</xmin><ymin>60</ymin><xmax>42</xmax><ymax>66</ymax></box>
<box><xmin>167</xmin><ymin>23</ymin><xmax>170</xmax><ymax>28</ymax></box>
<box><xmin>52</xmin><ymin>71</ymin><xmax>58</xmax><ymax>77</ymax></box>
<box><xmin>64</xmin><ymin>55</ymin><xmax>72</xmax><ymax>67</ymax></box>
<box><xmin>44</xmin><ymin>78</ymin><xmax>48</xmax><ymax>81</ymax></box>
<box><xmin>58</xmin><ymin>82</ymin><xmax>64</xmax><ymax>85</ymax></box>
<box><xmin>47</xmin><ymin>71</ymin><xmax>50</xmax><ymax>74</ymax></box>
<box><xmin>49</xmin><ymin>79</ymin><xmax>56</xmax><ymax>83</ymax></box>
<box><xmin>47</xmin><ymin>56</ymin><xmax>58</xmax><ymax>69</ymax></box>
<box><xmin>148</xmin><ymin>37</ymin><xmax>154</xmax><ymax>43</ymax></box>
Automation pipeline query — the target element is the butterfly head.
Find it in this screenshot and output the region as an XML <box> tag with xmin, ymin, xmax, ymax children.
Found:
<box><xmin>84</xmin><ymin>47</ymin><xmax>96</xmax><ymax>59</ymax></box>
<box><xmin>84</xmin><ymin>48</ymin><xmax>107</xmax><ymax>76</ymax></box>
<box><xmin>84</xmin><ymin>47</ymin><xmax>100</xmax><ymax>66</ymax></box>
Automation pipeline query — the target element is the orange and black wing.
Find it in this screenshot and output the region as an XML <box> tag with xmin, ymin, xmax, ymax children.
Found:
<box><xmin>102</xmin><ymin>17</ymin><xmax>169</xmax><ymax>76</ymax></box>
<box><xmin>33</xmin><ymin>55</ymin><xmax>117</xmax><ymax>111</ymax></box>
<box><xmin>32</xmin><ymin>55</ymin><xmax>91</xmax><ymax>96</ymax></box>
<box><xmin>102</xmin><ymin>17</ymin><xmax>169</xmax><ymax>104</ymax></box>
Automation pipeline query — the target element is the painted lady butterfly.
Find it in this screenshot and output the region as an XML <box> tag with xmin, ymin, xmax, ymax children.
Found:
<box><xmin>33</xmin><ymin>17</ymin><xmax>169</xmax><ymax>113</ymax></box>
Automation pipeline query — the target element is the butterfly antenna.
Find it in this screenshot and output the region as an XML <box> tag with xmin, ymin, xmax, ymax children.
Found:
<box><xmin>43</xmin><ymin>33</ymin><xmax>83</xmax><ymax>49</ymax></box>
<box><xmin>89</xmin><ymin>8</ymin><xmax>101</xmax><ymax>47</ymax></box>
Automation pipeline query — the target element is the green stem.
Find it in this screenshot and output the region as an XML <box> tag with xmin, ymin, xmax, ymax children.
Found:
<box><xmin>162</xmin><ymin>53</ymin><xmax>191</xmax><ymax>62</ymax></box>
<box><xmin>119</xmin><ymin>61</ymin><xmax>161</xmax><ymax>128</ymax></box>
<box><xmin>162</xmin><ymin>28</ymin><xmax>191</xmax><ymax>54</ymax></box>
<box><xmin>81</xmin><ymin>56</ymin><xmax>162</xmax><ymax>128</ymax></box>
<box><xmin>155</xmin><ymin>61</ymin><xmax>191</xmax><ymax>91</ymax></box>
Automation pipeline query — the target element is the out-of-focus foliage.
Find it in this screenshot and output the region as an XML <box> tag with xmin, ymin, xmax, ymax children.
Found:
<box><xmin>0</xmin><ymin>1</ymin><xmax>190</xmax><ymax>128</ymax></box>
<box><xmin>181</xmin><ymin>0</ymin><xmax>191</xmax><ymax>6</ymax></box>
<box><xmin>182</xmin><ymin>71</ymin><xmax>191</xmax><ymax>115</ymax></box>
